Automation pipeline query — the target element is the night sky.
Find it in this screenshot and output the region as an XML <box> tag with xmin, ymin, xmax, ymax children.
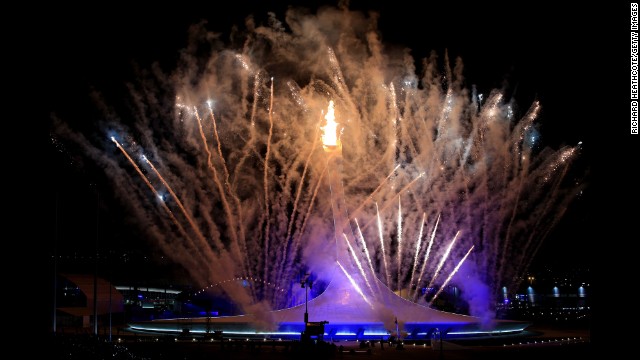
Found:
<box><xmin>43</xmin><ymin>1</ymin><xmax>606</xmax><ymax>287</ymax></box>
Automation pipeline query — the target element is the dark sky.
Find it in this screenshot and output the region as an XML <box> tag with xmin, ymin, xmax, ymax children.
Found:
<box><xmin>43</xmin><ymin>0</ymin><xmax>605</xmax><ymax>282</ymax></box>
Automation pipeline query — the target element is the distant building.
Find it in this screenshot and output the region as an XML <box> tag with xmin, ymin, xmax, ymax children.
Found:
<box><xmin>55</xmin><ymin>274</ymin><xmax>124</xmax><ymax>332</ymax></box>
<box><xmin>116</xmin><ymin>285</ymin><xmax>183</xmax><ymax>318</ymax></box>
<box><xmin>496</xmin><ymin>266</ymin><xmax>590</xmax><ymax>323</ymax></box>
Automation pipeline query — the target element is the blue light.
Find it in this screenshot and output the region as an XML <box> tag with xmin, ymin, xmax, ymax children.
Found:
<box><xmin>578</xmin><ymin>286</ymin><xmax>585</xmax><ymax>298</ymax></box>
<box><xmin>527</xmin><ymin>286</ymin><xmax>535</xmax><ymax>304</ymax></box>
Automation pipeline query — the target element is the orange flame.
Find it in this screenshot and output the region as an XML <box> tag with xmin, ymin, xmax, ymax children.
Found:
<box><xmin>321</xmin><ymin>100</ymin><xmax>341</xmax><ymax>151</ymax></box>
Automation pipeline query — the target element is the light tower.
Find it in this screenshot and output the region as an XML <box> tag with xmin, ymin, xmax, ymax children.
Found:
<box><xmin>321</xmin><ymin>99</ymin><xmax>376</xmax><ymax>306</ymax></box>
<box><xmin>321</xmin><ymin>100</ymin><xmax>353</xmax><ymax>267</ymax></box>
<box><xmin>300</xmin><ymin>273</ymin><xmax>312</xmax><ymax>323</ymax></box>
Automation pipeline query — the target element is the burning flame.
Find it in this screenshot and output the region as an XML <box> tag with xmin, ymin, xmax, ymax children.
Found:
<box><xmin>321</xmin><ymin>100</ymin><xmax>341</xmax><ymax>151</ymax></box>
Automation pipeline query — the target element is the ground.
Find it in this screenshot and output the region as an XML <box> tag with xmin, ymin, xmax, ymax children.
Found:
<box><xmin>51</xmin><ymin>324</ymin><xmax>590</xmax><ymax>359</ymax></box>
